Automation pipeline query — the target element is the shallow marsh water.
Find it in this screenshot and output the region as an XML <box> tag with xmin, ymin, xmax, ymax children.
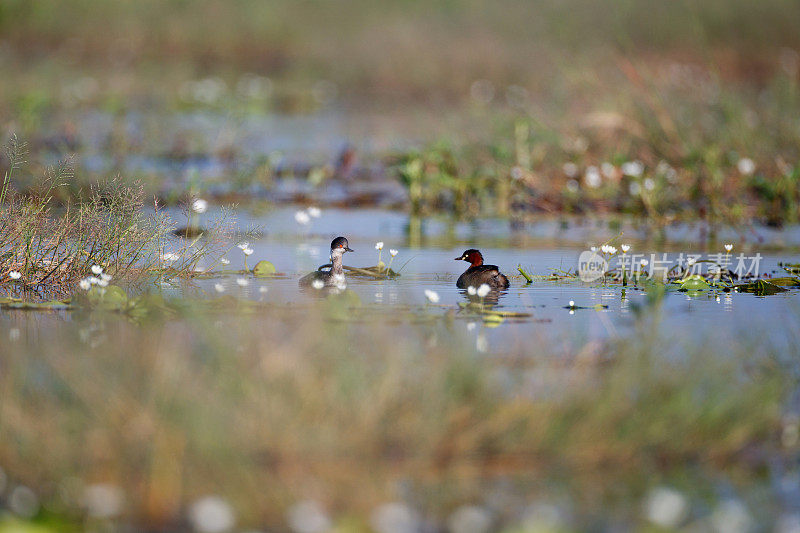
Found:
<box><xmin>150</xmin><ymin>206</ymin><xmax>800</xmax><ymax>357</ymax></box>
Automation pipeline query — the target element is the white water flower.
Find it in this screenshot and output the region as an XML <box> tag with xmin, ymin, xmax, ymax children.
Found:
<box><xmin>424</xmin><ymin>289</ymin><xmax>440</xmax><ymax>303</ymax></box>
<box><xmin>621</xmin><ymin>244</ymin><xmax>631</xmax><ymax>253</ymax></box>
<box><xmin>236</xmin><ymin>278</ymin><xmax>249</xmax><ymax>287</ymax></box>
<box><xmin>294</xmin><ymin>210</ymin><xmax>311</xmax><ymax>225</ymax></box>
<box><xmin>590</xmin><ymin>246</ymin><xmax>597</xmax><ymax>252</ymax></box>
<box><xmin>161</xmin><ymin>252</ymin><xmax>180</xmax><ymax>262</ymax></box>
<box><xmin>79</xmin><ymin>278</ymin><xmax>92</xmax><ymax>290</ymax></box>
<box><xmin>477</xmin><ymin>284</ymin><xmax>491</xmax><ymax>298</ymax></box>
<box><xmin>191</xmin><ymin>198</ymin><xmax>208</xmax><ymax>213</ymax></box>
<box><xmin>311</xmin><ymin>279</ymin><xmax>325</xmax><ymax>290</ymax></box>
<box><xmin>82</xmin><ymin>483</ymin><xmax>125</xmax><ymax>519</ymax></box>
<box><xmin>629</xmin><ymin>182</ymin><xmax>642</xmax><ymax>196</ymax></box>
<box><xmin>307</xmin><ymin>206</ymin><xmax>322</xmax><ymax>218</ymax></box>
<box><xmin>100</xmin><ymin>273</ymin><xmax>112</xmax><ymax>282</ymax></box>
<box><xmin>687</xmin><ymin>257</ymin><xmax>696</xmax><ymax>266</ymax></box>
<box><xmin>390</xmin><ymin>249</ymin><xmax>398</xmax><ymax>257</ymax></box>
<box><xmin>640</xmin><ymin>259</ymin><xmax>649</xmax><ymax>267</ymax></box>
<box><xmin>724</xmin><ymin>243</ymin><xmax>733</xmax><ymax>252</ymax></box>
<box><xmin>287</xmin><ymin>500</ymin><xmax>331</xmax><ymax>533</ymax></box>
<box><xmin>601</xmin><ymin>162</ymin><xmax>616</xmax><ymax>179</ymax></box>
<box><xmin>737</xmin><ymin>157</ymin><xmax>756</xmax><ymax>175</ymax></box>
<box><xmin>643</xmin><ymin>178</ymin><xmax>655</xmax><ymax>191</ymax></box>
<box><xmin>584</xmin><ymin>166</ymin><xmax>601</xmax><ymax>188</ymax></box>
<box><xmin>259</xmin><ymin>286</ymin><xmax>268</xmax><ymax>294</ymax></box>
<box><xmin>243</xmin><ymin>248</ymin><xmax>254</xmax><ymax>256</ymax></box>
<box><xmin>88</xmin><ymin>276</ymin><xmax>100</xmax><ymax>285</ymax></box>
<box><xmin>97</xmin><ymin>279</ymin><xmax>109</xmax><ymax>288</ymax></box>
<box><xmin>468</xmin><ymin>286</ymin><xmax>477</xmax><ymax>295</ymax></box>
<box><xmin>621</xmin><ymin>160</ymin><xmax>644</xmax><ymax>177</ymax></box>
<box><xmin>236</xmin><ymin>242</ymin><xmax>249</xmax><ymax>250</ymax></box>
<box><xmin>562</xmin><ymin>162</ymin><xmax>579</xmax><ymax>178</ymax></box>
<box><xmin>219</xmin><ymin>257</ymin><xmax>230</xmax><ymax>265</ymax></box>
<box><xmin>188</xmin><ymin>496</ymin><xmax>235</xmax><ymax>533</ymax></box>
<box><xmin>91</xmin><ymin>265</ymin><xmax>103</xmax><ymax>275</ymax></box>
<box><xmin>375</xmin><ymin>241</ymin><xmax>384</xmax><ymax>250</ymax></box>
<box><xmin>600</xmin><ymin>245</ymin><xmax>617</xmax><ymax>254</ymax></box>
<box><xmin>214</xmin><ymin>283</ymin><xmax>225</xmax><ymax>293</ymax></box>
<box><xmin>8</xmin><ymin>270</ymin><xmax>21</xmax><ymax>280</ymax></box>
<box><xmin>569</xmin><ymin>300</ymin><xmax>575</xmax><ymax>307</ymax></box>
<box><xmin>466</xmin><ymin>322</ymin><xmax>477</xmax><ymax>332</ymax></box>
<box><xmin>644</xmin><ymin>487</ymin><xmax>689</xmax><ymax>529</ymax></box>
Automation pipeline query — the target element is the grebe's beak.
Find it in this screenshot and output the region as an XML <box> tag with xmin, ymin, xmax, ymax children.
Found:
<box><xmin>454</xmin><ymin>256</ymin><xmax>464</xmax><ymax>261</ymax></box>
<box><xmin>345</xmin><ymin>246</ymin><xmax>354</xmax><ymax>252</ymax></box>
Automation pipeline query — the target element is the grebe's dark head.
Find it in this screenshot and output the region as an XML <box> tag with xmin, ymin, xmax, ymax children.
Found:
<box><xmin>330</xmin><ymin>236</ymin><xmax>354</xmax><ymax>253</ymax></box>
<box><xmin>455</xmin><ymin>249</ymin><xmax>483</xmax><ymax>266</ymax></box>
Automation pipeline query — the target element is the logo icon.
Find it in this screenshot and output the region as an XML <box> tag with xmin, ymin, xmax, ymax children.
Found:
<box><xmin>578</xmin><ymin>250</ymin><xmax>608</xmax><ymax>282</ymax></box>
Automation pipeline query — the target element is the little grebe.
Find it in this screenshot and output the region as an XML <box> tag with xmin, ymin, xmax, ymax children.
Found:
<box><xmin>455</xmin><ymin>249</ymin><xmax>509</xmax><ymax>290</ymax></box>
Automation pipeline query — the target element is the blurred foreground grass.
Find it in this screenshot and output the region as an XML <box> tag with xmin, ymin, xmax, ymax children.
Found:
<box><xmin>0</xmin><ymin>300</ymin><xmax>797</xmax><ymax>531</ymax></box>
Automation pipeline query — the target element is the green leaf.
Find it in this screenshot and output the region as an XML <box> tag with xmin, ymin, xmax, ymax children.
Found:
<box><xmin>252</xmin><ymin>260</ymin><xmax>276</xmax><ymax>277</ymax></box>
<box><xmin>679</xmin><ymin>276</ymin><xmax>711</xmax><ymax>291</ymax></box>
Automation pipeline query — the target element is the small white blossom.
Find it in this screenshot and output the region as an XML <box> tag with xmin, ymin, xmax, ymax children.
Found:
<box><xmin>584</xmin><ymin>166</ymin><xmax>601</xmax><ymax>188</ymax></box>
<box><xmin>236</xmin><ymin>278</ymin><xmax>249</xmax><ymax>287</ymax></box>
<box><xmin>590</xmin><ymin>246</ymin><xmax>597</xmax><ymax>252</ymax></box>
<box><xmin>191</xmin><ymin>198</ymin><xmax>208</xmax><ymax>213</ymax></box>
<box><xmin>236</xmin><ymin>242</ymin><xmax>249</xmax><ymax>250</ymax></box>
<box><xmin>161</xmin><ymin>252</ymin><xmax>180</xmax><ymax>262</ymax></box>
<box><xmin>375</xmin><ymin>241</ymin><xmax>384</xmax><ymax>250</ymax></box>
<box><xmin>601</xmin><ymin>162</ymin><xmax>616</xmax><ymax>179</ymax></box>
<box><xmin>307</xmin><ymin>206</ymin><xmax>322</xmax><ymax>218</ymax></box>
<box><xmin>737</xmin><ymin>157</ymin><xmax>756</xmax><ymax>175</ymax></box>
<box><xmin>466</xmin><ymin>322</ymin><xmax>477</xmax><ymax>332</ymax></box>
<box><xmin>259</xmin><ymin>286</ymin><xmax>268</xmax><ymax>294</ymax></box>
<box><xmin>91</xmin><ymin>265</ymin><xmax>103</xmax><ymax>275</ymax></box>
<box><xmin>687</xmin><ymin>257</ymin><xmax>696</xmax><ymax>266</ymax></box>
<box><xmin>644</xmin><ymin>487</ymin><xmax>689</xmax><ymax>529</ymax></box>
<box><xmin>79</xmin><ymin>279</ymin><xmax>92</xmax><ymax>290</ymax></box>
<box><xmin>8</xmin><ymin>270</ymin><xmax>21</xmax><ymax>280</ymax></box>
<box><xmin>621</xmin><ymin>160</ymin><xmax>644</xmax><ymax>177</ymax></box>
<box><xmin>424</xmin><ymin>289</ymin><xmax>440</xmax><ymax>303</ymax></box>
<box><xmin>643</xmin><ymin>178</ymin><xmax>655</xmax><ymax>191</ymax></box>
<box><xmin>621</xmin><ymin>244</ymin><xmax>631</xmax><ymax>253</ymax></box>
<box><xmin>390</xmin><ymin>249</ymin><xmax>398</xmax><ymax>257</ymax></box>
<box><xmin>88</xmin><ymin>276</ymin><xmax>100</xmax><ymax>285</ymax></box>
<box><xmin>295</xmin><ymin>210</ymin><xmax>311</xmax><ymax>225</ymax></box>
<box><xmin>640</xmin><ymin>259</ymin><xmax>649</xmax><ymax>267</ymax></box>
<box><xmin>97</xmin><ymin>279</ymin><xmax>109</xmax><ymax>287</ymax></box>
<box><xmin>629</xmin><ymin>182</ymin><xmax>642</xmax><ymax>196</ymax></box>
<box><xmin>467</xmin><ymin>286</ymin><xmax>477</xmax><ymax>295</ymax></box>
<box><xmin>477</xmin><ymin>284</ymin><xmax>491</xmax><ymax>298</ymax></box>
<box><xmin>188</xmin><ymin>496</ymin><xmax>235</xmax><ymax>533</ymax></box>
<box><xmin>569</xmin><ymin>300</ymin><xmax>575</xmax><ymax>307</ymax></box>
<box><xmin>243</xmin><ymin>248</ymin><xmax>254</xmax><ymax>256</ymax></box>
<box><xmin>214</xmin><ymin>283</ymin><xmax>225</xmax><ymax>293</ymax></box>
<box><xmin>100</xmin><ymin>273</ymin><xmax>112</xmax><ymax>282</ymax></box>
<box><xmin>219</xmin><ymin>257</ymin><xmax>230</xmax><ymax>265</ymax></box>
<box><xmin>311</xmin><ymin>279</ymin><xmax>325</xmax><ymax>290</ymax></box>
<box><xmin>724</xmin><ymin>243</ymin><xmax>733</xmax><ymax>252</ymax></box>
<box><xmin>562</xmin><ymin>162</ymin><xmax>579</xmax><ymax>178</ymax></box>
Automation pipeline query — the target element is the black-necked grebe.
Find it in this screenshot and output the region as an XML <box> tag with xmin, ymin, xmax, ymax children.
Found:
<box><xmin>299</xmin><ymin>236</ymin><xmax>354</xmax><ymax>288</ymax></box>
<box><xmin>455</xmin><ymin>249</ymin><xmax>509</xmax><ymax>289</ymax></box>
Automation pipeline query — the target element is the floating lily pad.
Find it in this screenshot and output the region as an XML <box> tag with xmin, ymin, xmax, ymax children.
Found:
<box><xmin>735</xmin><ymin>279</ymin><xmax>788</xmax><ymax>295</ymax></box>
<box><xmin>253</xmin><ymin>260</ymin><xmax>277</xmax><ymax>277</ymax></box>
<box><xmin>679</xmin><ymin>276</ymin><xmax>711</xmax><ymax>291</ymax></box>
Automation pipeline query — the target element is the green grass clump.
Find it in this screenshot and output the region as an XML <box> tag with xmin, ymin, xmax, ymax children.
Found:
<box><xmin>0</xmin><ymin>136</ymin><xmax>235</xmax><ymax>299</ymax></box>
